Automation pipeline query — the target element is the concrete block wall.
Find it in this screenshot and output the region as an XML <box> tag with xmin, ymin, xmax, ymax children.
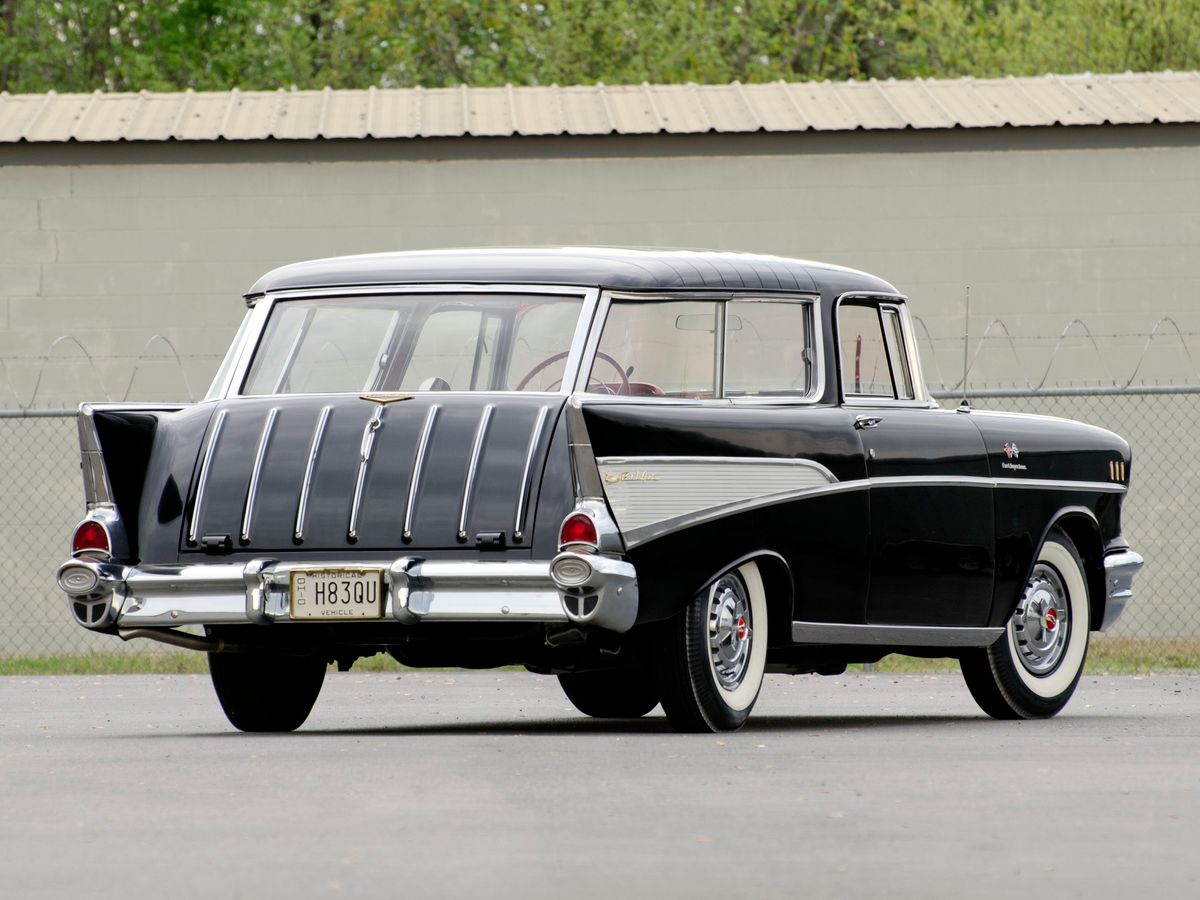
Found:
<box><xmin>2</xmin><ymin>129</ymin><xmax>1199</xmax><ymax>407</ymax></box>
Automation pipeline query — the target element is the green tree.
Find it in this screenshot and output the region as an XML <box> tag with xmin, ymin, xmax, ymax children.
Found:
<box><xmin>1</xmin><ymin>0</ymin><xmax>1198</xmax><ymax>93</ymax></box>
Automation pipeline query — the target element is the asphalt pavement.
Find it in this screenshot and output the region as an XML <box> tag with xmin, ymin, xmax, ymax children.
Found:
<box><xmin>2</xmin><ymin>670</ymin><xmax>1197</xmax><ymax>899</ymax></box>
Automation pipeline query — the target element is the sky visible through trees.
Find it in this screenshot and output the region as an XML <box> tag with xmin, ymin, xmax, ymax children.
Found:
<box><xmin>1</xmin><ymin>1</ymin><xmax>1198</xmax><ymax>93</ymax></box>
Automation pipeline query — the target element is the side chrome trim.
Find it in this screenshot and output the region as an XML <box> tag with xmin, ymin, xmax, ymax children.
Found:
<box><xmin>513</xmin><ymin>405</ymin><xmax>551</xmax><ymax>543</ymax></box>
<box><xmin>188</xmin><ymin>409</ymin><xmax>228</xmax><ymax>545</ymax></box>
<box><xmin>348</xmin><ymin>404</ymin><xmax>385</xmax><ymax>542</ymax></box>
<box><xmin>240</xmin><ymin>407</ymin><xmax>279</xmax><ymax>544</ymax></box>
<box><xmin>604</xmin><ymin>465</ymin><xmax>1128</xmax><ymax>549</ymax></box>
<box><xmin>294</xmin><ymin>405</ymin><xmax>332</xmax><ymax>543</ymax></box>
<box><xmin>457</xmin><ymin>404</ymin><xmax>495</xmax><ymax>542</ymax></box>
<box><xmin>403</xmin><ymin>404</ymin><xmax>441</xmax><ymax>542</ymax></box>
<box><xmin>791</xmin><ymin>621</ymin><xmax>1003</xmax><ymax>647</ymax></box>
<box><xmin>868</xmin><ymin>475</ymin><xmax>1126</xmax><ymax>493</ymax></box>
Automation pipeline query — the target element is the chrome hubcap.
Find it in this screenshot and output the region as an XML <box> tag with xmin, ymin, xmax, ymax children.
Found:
<box><xmin>708</xmin><ymin>574</ymin><xmax>751</xmax><ymax>691</ymax></box>
<box><xmin>1011</xmin><ymin>563</ymin><xmax>1070</xmax><ymax>676</ymax></box>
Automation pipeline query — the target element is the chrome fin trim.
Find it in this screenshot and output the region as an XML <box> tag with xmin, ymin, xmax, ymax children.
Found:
<box><xmin>403</xmin><ymin>403</ymin><xmax>441</xmax><ymax>542</ymax></box>
<box><xmin>294</xmin><ymin>405</ymin><xmax>332</xmax><ymax>543</ymax></box>
<box><xmin>240</xmin><ymin>407</ymin><xmax>279</xmax><ymax>545</ymax></box>
<box><xmin>513</xmin><ymin>405</ymin><xmax>551</xmax><ymax>543</ymax></box>
<box><xmin>187</xmin><ymin>409</ymin><xmax>228</xmax><ymax>545</ymax></box>
<box><xmin>791</xmin><ymin>621</ymin><xmax>1003</xmax><ymax>647</ymax></box>
<box><xmin>77</xmin><ymin>404</ymin><xmax>115</xmax><ymax>510</ymax></box>
<box><xmin>457</xmin><ymin>404</ymin><xmax>495</xmax><ymax>542</ymax></box>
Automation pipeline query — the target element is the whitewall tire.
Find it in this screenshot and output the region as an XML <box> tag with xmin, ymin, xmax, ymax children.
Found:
<box><xmin>961</xmin><ymin>531</ymin><xmax>1090</xmax><ymax>719</ymax></box>
<box><xmin>658</xmin><ymin>560</ymin><xmax>769</xmax><ymax>732</ymax></box>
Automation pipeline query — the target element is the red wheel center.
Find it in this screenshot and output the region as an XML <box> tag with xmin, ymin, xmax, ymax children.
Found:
<box><xmin>1044</xmin><ymin>609</ymin><xmax>1057</xmax><ymax>631</ymax></box>
<box><xmin>736</xmin><ymin>616</ymin><xmax>747</xmax><ymax>641</ymax></box>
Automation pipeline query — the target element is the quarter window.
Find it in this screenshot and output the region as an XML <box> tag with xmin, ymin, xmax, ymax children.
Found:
<box><xmin>589</xmin><ymin>301</ymin><xmax>719</xmax><ymax>397</ymax></box>
<box><xmin>587</xmin><ymin>297</ymin><xmax>817</xmax><ymax>399</ymax></box>
<box><xmin>725</xmin><ymin>300</ymin><xmax>813</xmax><ymax>398</ymax></box>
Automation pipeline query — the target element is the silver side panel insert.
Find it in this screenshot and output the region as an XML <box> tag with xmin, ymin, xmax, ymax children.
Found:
<box><xmin>294</xmin><ymin>405</ymin><xmax>332</xmax><ymax>543</ymax></box>
<box><xmin>240</xmin><ymin>407</ymin><xmax>279</xmax><ymax>544</ymax></box>
<box><xmin>403</xmin><ymin>404</ymin><xmax>441</xmax><ymax>542</ymax></box>
<box><xmin>457</xmin><ymin>404</ymin><xmax>495</xmax><ymax>542</ymax></box>
<box><xmin>348</xmin><ymin>405</ymin><xmax>385</xmax><ymax>542</ymax></box>
<box><xmin>513</xmin><ymin>405</ymin><xmax>551</xmax><ymax>542</ymax></box>
<box><xmin>791</xmin><ymin>621</ymin><xmax>1003</xmax><ymax>647</ymax></box>
<box><xmin>597</xmin><ymin>456</ymin><xmax>837</xmax><ymax>546</ymax></box>
<box><xmin>188</xmin><ymin>409</ymin><xmax>228</xmax><ymax>544</ymax></box>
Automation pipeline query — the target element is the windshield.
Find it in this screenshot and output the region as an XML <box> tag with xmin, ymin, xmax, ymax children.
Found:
<box><xmin>242</xmin><ymin>293</ymin><xmax>584</xmax><ymax>395</ymax></box>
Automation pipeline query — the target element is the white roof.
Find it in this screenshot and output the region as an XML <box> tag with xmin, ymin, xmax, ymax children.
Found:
<box><xmin>1</xmin><ymin>72</ymin><xmax>1197</xmax><ymax>143</ymax></box>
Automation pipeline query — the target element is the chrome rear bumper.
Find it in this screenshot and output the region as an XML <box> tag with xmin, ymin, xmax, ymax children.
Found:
<box><xmin>57</xmin><ymin>553</ymin><xmax>638</xmax><ymax>635</ymax></box>
<box><xmin>1100</xmin><ymin>548</ymin><xmax>1144</xmax><ymax>631</ymax></box>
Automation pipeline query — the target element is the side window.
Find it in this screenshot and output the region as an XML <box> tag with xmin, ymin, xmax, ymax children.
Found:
<box><xmin>725</xmin><ymin>300</ymin><xmax>813</xmax><ymax>398</ymax></box>
<box><xmin>589</xmin><ymin>301</ymin><xmax>718</xmax><ymax>397</ymax></box>
<box><xmin>838</xmin><ymin>301</ymin><xmax>916</xmax><ymax>400</ymax></box>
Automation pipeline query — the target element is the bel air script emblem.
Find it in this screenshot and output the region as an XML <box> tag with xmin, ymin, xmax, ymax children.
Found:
<box><xmin>604</xmin><ymin>471</ymin><xmax>658</xmax><ymax>484</ymax></box>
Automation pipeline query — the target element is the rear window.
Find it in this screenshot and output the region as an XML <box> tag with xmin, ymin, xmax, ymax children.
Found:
<box><xmin>242</xmin><ymin>294</ymin><xmax>583</xmax><ymax>395</ymax></box>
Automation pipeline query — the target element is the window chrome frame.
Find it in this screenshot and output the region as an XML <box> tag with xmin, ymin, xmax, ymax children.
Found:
<box><xmin>834</xmin><ymin>290</ymin><xmax>934</xmax><ymax>409</ymax></box>
<box><xmin>573</xmin><ymin>290</ymin><xmax>825</xmax><ymax>405</ymax></box>
<box><xmin>215</xmin><ymin>284</ymin><xmax>600</xmax><ymax>401</ymax></box>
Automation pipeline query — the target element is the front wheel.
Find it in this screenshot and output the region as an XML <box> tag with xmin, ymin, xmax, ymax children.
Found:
<box><xmin>208</xmin><ymin>651</ymin><xmax>327</xmax><ymax>732</ymax></box>
<box><xmin>961</xmin><ymin>531</ymin><xmax>1090</xmax><ymax>719</ymax></box>
<box><xmin>657</xmin><ymin>561</ymin><xmax>769</xmax><ymax>732</ymax></box>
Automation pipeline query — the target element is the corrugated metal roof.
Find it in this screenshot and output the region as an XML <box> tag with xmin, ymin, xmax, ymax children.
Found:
<box><xmin>1</xmin><ymin>71</ymin><xmax>1198</xmax><ymax>143</ymax></box>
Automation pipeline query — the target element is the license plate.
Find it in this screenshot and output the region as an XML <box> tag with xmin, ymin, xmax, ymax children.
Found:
<box><xmin>290</xmin><ymin>568</ymin><xmax>384</xmax><ymax>620</ymax></box>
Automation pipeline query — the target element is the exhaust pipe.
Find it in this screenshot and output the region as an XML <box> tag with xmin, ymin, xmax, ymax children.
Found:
<box><xmin>118</xmin><ymin>628</ymin><xmax>316</xmax><ymax>657</ymax></box>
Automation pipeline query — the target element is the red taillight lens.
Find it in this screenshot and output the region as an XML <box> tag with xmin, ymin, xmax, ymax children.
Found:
<box><xmin>72</xmin><ymin>520</ymin><xmax>110</xmax><ymax>557</ymax></box>
<box><xmin>559</xmin><ymin>513</ymin><xmax>598</xmax><ymax>548</ymax></box>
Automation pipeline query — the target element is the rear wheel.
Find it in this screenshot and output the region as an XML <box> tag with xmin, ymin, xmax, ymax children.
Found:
<box><xmin>558</xmin><ymin>666</ymin><xmax>660</xmax><ymax>719</ymax></box>
<box><xmin>961</xmin><ymin>531</ymin><xmax>1090</xmax><ymax>719</ymax></box>
<box><xmin>657</xmin><ymin>561</ymin><xmax>768</xmax><ymax>733</ymax></box>
<box><xmin>208</xmin><ymin>652</ymin><xmax>326</xmax><ymax>732</ymax></box>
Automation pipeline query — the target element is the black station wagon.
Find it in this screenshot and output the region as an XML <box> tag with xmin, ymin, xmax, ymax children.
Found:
<box><xmin>57</xmin><ymin>248</ymin><xmax>1144</xmax><ymax>732</ymax></box>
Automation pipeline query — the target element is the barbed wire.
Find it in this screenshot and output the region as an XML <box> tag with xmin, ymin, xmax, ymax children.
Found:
<box><xmin>913</xmin><ymin>315</ymin><xmax>1200</xmax><ymax>392</ymax></box>
<box><xmin>1</xmin><ymin>334</ymin><xmax>220</xmax><ymax>410</ymax></box>
<box><xmin>4</xmin><ymin>318</ymin><xmax>1200</xmax><ymax>410</ymax></box>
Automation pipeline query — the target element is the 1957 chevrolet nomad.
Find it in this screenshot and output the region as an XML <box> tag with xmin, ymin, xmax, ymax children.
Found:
<box><xmin>57</xmin><ymin>248</ymin><xmax>1143</xmax><ymax>732</ymax></box>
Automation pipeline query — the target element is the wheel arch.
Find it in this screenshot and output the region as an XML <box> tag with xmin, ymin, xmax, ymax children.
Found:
<box><xmin>1034</xmin><ymin>507</ymin><xmax>1106</xmax><ymax>632</ymax></box>
<box><xmin>695</xmin><ymin>550</ymin><xmax>793</xmax><ymax>649</ymax></box>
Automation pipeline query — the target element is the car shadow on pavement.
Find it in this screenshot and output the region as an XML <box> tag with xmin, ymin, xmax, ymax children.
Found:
<box><xmin>170</xmin><ymin>712</ymin><xmax>1008</xmax><ymax>738</ymax></box>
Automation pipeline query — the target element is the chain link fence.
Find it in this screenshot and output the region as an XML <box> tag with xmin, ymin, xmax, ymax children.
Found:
<box><xmin>2</xmin><ymin>388</ymin><xmax>1197</xmax><ymax>668</ymax></box>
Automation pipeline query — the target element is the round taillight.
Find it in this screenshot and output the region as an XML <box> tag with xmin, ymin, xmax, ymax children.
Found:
<box><xmin>559</xmin><ymin>513</ymin><xmax>598</xmax><ymax>548</ymax></box>
<box><xmin>72</xmin><ymin>520</ymin><xmax>111</xmax><ymax>557</ymax></box>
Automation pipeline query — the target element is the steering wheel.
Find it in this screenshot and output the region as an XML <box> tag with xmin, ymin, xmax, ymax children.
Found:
<box><xmin>515</xmin><ymin>350</ymin><xmax>631</xmax><ymax>394</ymax></box>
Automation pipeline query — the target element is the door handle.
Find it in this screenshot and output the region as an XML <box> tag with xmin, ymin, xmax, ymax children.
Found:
<box><xmin>854</xmin><ymin>415</ymin><xmax>883</xmax><ymax>430</ymax></box>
